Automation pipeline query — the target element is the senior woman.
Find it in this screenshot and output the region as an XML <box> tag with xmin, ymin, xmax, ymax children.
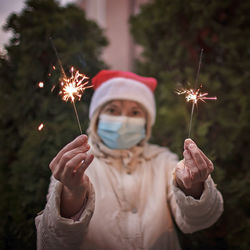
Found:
<box><xmin>35</xmin><ymin>70</ymin><xmax>223</xmax><ymax>250</ymax></box>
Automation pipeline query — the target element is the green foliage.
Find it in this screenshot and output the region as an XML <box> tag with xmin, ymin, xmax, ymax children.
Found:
<box><xmin>130</xmin><ymin>0</ymin><xmax>250</xmax><ymax>249</ymax></box>
<box><xmin>0</xmin><ymin>0</ymin><xmax>107</xmax><ymax>249</ymax></box>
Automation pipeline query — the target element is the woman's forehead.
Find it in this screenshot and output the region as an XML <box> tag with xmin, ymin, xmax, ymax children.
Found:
<box><xmin>105</xmin><ymin>100</ymin><xmax>143</xmax><ymax>108</ymax></box>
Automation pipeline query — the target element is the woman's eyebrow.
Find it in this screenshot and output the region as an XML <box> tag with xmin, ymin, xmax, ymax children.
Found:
<box><xmin>130</xmin><ymin>105</ymin><xmax>144</xmax><ymax>111</ymax></box>
<box><xmin>105</xmin><ymin>103</ymin><xmax>120</xmax><ymax>109</ymax></box>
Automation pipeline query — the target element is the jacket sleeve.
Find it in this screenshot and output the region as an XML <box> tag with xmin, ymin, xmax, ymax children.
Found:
<box><xmin>35</xmin><ymin>176</ymin><xmax>95</xmax><ymax>250</ymax></box>
<box><xmin>167</xmin><ymin>164</ymin><xmax>224</xmax><ymax>234</ymax></box>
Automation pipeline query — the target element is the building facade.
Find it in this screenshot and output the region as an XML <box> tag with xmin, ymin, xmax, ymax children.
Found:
<box><xmin>78</xmin><ymin>0</ymin><xmax>151</xmax><ymax>71</ymax></box>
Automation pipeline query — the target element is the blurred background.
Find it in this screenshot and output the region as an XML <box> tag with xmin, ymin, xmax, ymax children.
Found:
<box><xmin>0</xmin><ymin>0</ymin><xmax>249</xmax><ymax>249</ymax></box>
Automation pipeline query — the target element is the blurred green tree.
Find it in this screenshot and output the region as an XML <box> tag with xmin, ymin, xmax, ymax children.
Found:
<box><xmin>0</xmin><ymin>0</ymin><xmax>107</xmax><ymax>249</ymax></box>
<box><xmin>130</xmin><ymin>0</ymin><xmax>250</xmax><ymax>249</ymax></box>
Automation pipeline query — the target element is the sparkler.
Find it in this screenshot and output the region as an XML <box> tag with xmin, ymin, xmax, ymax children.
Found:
<box><xmin>49</xmin><ymin>37</ymin><xmax>92</xmax><ymax>134</ymax></box>
<box><xmin>176</xmin><ymin>49</ymin><xmax>217</xmax><ymax>137</ymax></box>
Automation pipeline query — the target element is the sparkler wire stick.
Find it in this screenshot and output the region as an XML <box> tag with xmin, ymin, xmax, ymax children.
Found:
<box><xmin>49</xmin><ymin>37</ymin><xmax>83</xmax><ymax>134</ymax></box>
<box><xmin>195</xmin><ymin>49</ymin><xmax>204</xmax><ymax>88</ymax></box>
<box><xmin>49</xmin><ymin>37</ymin><xmax>67</xmax><ymax>78</ymax></box>
<box><xmin>188</xmin><ymin>102</ymin><xmax>195</xmax><ymax>138</ymax></box>
<box><xmin>72</xmin><ymin>101</ymin><xmax>82</xmax><ymax>134</ymax></box>
<box><xmin>188</xmin><ymin>48</ymin><xmax>204</xmax><ymax>138</ymax></box>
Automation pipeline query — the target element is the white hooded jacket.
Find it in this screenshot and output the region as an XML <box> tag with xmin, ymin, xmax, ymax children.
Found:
<box><xmin>35</xmin><ymin>112</ymin><xmax>223</xmax><ymax>250</ymax></box>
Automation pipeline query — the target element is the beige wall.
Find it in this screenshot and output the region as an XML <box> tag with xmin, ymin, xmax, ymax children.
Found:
<box><xmin>78</xmin><ymin>0</ymin><xmax>151</xmax><ymax>71</ymax></box>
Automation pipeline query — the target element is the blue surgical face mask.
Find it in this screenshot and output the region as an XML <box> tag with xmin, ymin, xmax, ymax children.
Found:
<box><xmin>97</xmin><ymin>114</ymin><xmax>146</xmax><ymax>149</ymax></box>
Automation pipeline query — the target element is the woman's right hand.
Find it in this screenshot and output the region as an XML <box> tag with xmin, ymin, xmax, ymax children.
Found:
<box><xmin>50</xmin><ymin>134</ymin><xmax>94</xmax><ymax>194</ymax></box>
<box><xmin>49</xmin><ymin>135</ymin><xmax>94</xmax><ymax>217</ymax></box>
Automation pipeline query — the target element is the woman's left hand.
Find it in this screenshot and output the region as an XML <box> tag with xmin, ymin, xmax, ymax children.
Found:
<box><xmin>175</xmin><ymin>138</ymin><xmax>214</xmax><ymax>198</ymax></box>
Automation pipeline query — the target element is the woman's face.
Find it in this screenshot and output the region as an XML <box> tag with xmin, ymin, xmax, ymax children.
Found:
<box><xmin>100</xmin><ymin>100</ymin><xmax>147</xmax><ymax>119</ymax></box>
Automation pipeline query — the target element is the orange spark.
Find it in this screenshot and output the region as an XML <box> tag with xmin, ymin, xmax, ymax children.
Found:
<box><xmin>60</xmin><ymin>67</ymin><xmax>92</xmax><ymax>103</ymax></box>
<box><xmin>38</xmin><ymin>123</ymin><xmax>44</xmax><ymax>131</ymax></box>
<box><xmin>38</xmin><ymin>82</ymin><xmax>44</xmax><ymax>88</ymax></box>
<box><xmin>51</xmin><ymin>85</ymin><xmax>56</xmax><ymax>92</ymax></box>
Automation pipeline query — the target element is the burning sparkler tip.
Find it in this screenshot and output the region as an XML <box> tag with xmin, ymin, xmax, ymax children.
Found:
<box><xmin>60</xmin><ymin>66</ymin><xmax>91</xmax><ymax>103</ymax></box>
<box><xmin>176</xmin><ymin>86</ymin><xmax>217</xmax><ymax>105</ymax></box>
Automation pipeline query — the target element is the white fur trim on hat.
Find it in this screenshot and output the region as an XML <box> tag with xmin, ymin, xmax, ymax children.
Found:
<box><xmin>89</xmin><ymin>77</ymin><xmax>156</xmax><ymax>125</ymax></box>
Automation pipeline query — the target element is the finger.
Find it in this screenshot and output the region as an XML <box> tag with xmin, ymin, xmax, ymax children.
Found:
<box><xmin>188</xmin><ymin>143</ymin><xmax>208</xmax><ymax>179</ymax></box>
<box><xmin>176</xmin><ymin>161</ymin><xmax>192</xmax><ymax>189</ymax></box>
<box><xmin>183</xmin><ymin>149</ymin><xmax>193</xmax><ymax>163</ymax></box>
<box><xmin>197</xmin><ymin>149</ymin><xmax>214</xmax><ymax>173</ymax></box>
<box><xmin>185</xmin><ymin>139</ymin><xmax>214</xmax><ymax>173</ymax></box>
<box><xmin>54</xmin><ymin>152</ymin><xmax>87</xmax><ymax>181</ymax></box>
<box><xmin>77</xmin><ymin>154</ymin><xmax>94</xmax><ymax>174</ymax></box>
<box><xmin>58</xmin><ymin>145</ymin><xmax>90</xmax><ymax>169</ymax></box>
<box><xmin>50</xmin><ymin>135</ymin><xmax>88</xmax><ymax>169</ymax></box>
<box><xmin>51</xmin><ymin>135</ymin><xmax>88</xmax><ymax>167</ymax></box>
<box><xmin>52</xmin><ymin>145</ymin><xmax>90</xmax><ymax>179</ymax></box>
<box><xmin>183</xmin><ymin>150</ymin><xmax>198</xmax><ymax>180</ymax></box>
<box><xmin>50</xmin><ymin>136</ymin><xmax>89</xmax><ymax>172</ymax></box>
<box><xmin>188</xmin><ymin>143</ymin><xmax>214</xmax><ymax>173</ymax></box>
<box><xmin>183</xmin><ymin>150</ymin><xmax>195</xmax><ymax>170</ymax></box>
<box><xmin>62</xmin><ymin>153</ymin><xmax>88</xmax><ymax>180</ymax></box>
<box><xmin>179</xmin><ymin>167</ymin><xmax>192</xmax><ymax>189</ymax></box>
<box><xmin>184</xmin><ymin>138</ymin><xmax>196</xmax><ymax>151</ymax></box>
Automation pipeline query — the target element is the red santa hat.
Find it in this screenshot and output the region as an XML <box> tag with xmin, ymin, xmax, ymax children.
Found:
<box><xmin>89</xmin><ymin>70</ymin><xmax>157</xmax><ymax>125</ymax></box>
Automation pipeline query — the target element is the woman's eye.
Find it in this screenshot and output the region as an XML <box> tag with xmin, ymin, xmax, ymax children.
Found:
<box><xmin>107</xmin><ymin>108</ymin><xmax>115</xmax><ymax>113</ymax></box>
<box><xmin>131</xmin><ymin>110</ymin><xmax>141</xmax><ymax>116</ymax></box>
<box><xmin>105</xmin><ymin>107</ymin><xmax>119</xmax><ymax>115</ymax></box>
